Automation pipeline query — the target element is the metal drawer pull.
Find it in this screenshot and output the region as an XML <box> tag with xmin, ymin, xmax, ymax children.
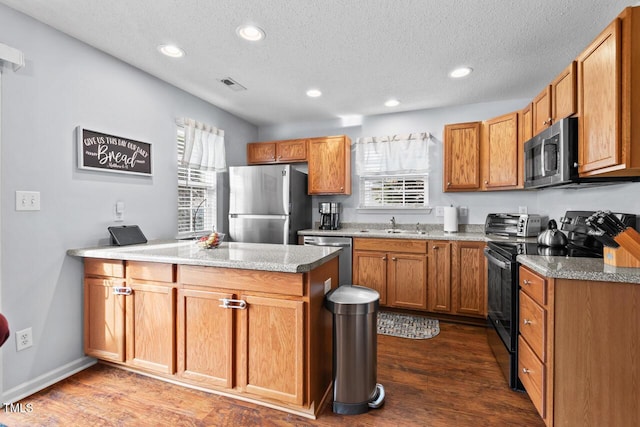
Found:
<box><xmin>522</xmin><ymin>368</ymin><xmax>531</xmax><ymax>374</ymax></box>
<box><xmin>113</xmin><ymin>287</ymin><xmax>132</xmax><ymax>296</ymax></box>
<box><xmin>523</xmin><ymin>319</ymin><xmax>532</xmax><ymax>325</ymax></box>
<box><xmin>219</xmin><ymin>298</ymin><xmax>247</xmax><ymax>310</ymax></box>
<box><xmin>522</xmin><ymin>279</ymin><xmax>531</xmax><ymax>286</ymax></box>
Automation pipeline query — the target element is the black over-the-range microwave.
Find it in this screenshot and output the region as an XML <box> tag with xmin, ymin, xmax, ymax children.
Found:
<box><xmin>523</xmin><ymin>117</ymin><xmax>638</xmax><ymax>189</ymax></box>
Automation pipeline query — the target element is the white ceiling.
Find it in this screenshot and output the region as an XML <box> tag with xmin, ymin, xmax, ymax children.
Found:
<box><xmin>1</xmin><ymin>0</ymin><xmax>637</xmax><ymax>126</ymax></box>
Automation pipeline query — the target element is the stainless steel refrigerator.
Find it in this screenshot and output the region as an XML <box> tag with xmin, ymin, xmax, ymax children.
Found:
<box><xmin>228</xmin><ymin>164</ymin><xmax>311</xmax><ymax>244</ymax></box>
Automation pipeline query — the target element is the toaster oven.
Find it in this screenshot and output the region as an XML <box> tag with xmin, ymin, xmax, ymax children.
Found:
<box><xmin>484</xmin><ymin>213</ymin><xmax>543</xmax><ymax>237</ymax></box>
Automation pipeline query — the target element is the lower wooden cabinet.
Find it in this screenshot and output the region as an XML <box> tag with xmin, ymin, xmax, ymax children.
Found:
<box><xmin>427</xmin><ymin>241</ymin><xmax>452</xmax><ymax>312</ymax></box>
<box><xmin>352</xmin><ymin>238</ymin><xmax>428</xmax><ymax>310</ymax></box>
<box><xmin>84</xmin><ymin>276</ymin><xmax>126</xmax><ymax>363</ymax></box>
<box><xmin>518</xmin><ymin>265</ymin><xmax>640</xmax><ymax>427</ymax></box>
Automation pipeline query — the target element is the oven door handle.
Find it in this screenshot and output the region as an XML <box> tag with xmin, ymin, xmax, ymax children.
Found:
<box><xmin>484</xmin><ymin>247</ymin><xmax>512</xmax><ymax>270</ymax></box>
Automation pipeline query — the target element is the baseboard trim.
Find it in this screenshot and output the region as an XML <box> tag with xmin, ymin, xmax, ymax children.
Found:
<box><xmin>1</xmin><ymin>356</ymin><xmax>96</xmax><ymax>404</ymax></box>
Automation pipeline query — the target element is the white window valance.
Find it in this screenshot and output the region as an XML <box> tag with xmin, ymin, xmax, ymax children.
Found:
<box><xmin>0</xmin><ymin>42</ymin><xmax>25</xmax><ymax>71</ymax></box>
<box><xmin>354</xmin><ymin>132</ymin><xmax>432</xmax><ymax>175</ymax></box>
<box><xmin>179</xmin><ymin>118</ymin><xmax>227</xmax><ymax>172</ymax></box>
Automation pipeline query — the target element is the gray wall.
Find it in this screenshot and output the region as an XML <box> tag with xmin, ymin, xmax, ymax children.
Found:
<box><xmin>259</xmin><ymin>102</ymin><xmax>640</xmax><ymax>227</ymax></box>
<box><xmin>0</xmin><ymin>4</ymin><xmax>257</xmax><ymax>402</ymax></box>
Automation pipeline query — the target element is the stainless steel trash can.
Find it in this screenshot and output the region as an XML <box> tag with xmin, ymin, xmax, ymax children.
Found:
<box><xmin>325</xmin><ymin>285</ymin><xmax>385</xmax><ymax>415</ymax></box>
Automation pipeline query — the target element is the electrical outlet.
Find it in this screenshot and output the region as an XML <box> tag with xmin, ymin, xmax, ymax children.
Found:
<box><xmin>435</xmin><ymin>206</ymin><xmax>445</xmax><ymax>217</ymax></box>
<box><xmin>15</xmin><ymin>191</ymin><xmax>41</xmax><ymax>211</ymax></box>
<box><xmin>459</xmin><ymin>206</ymin><xmax>468</xmax><ymax>217</ymax></box>
<box><xmin>16</xmin><ymin>327</ymin><xmax>33</xmax><ymax>351</ymax></box>
<box><xmin>519</xmin><ymin>206</ymin><xmax>528</xmax><ymax>214</ymax></box>
<box><xmin>324</xmin><ymin>278</ymin><xmax>332</xmax><ymax>295</ymax></box>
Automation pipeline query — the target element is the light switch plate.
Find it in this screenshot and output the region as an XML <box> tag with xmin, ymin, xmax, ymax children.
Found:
<box><xmin>15</xmin><ymin>191</ymin><xmax>41</xmax><ymax>211</ymax></box>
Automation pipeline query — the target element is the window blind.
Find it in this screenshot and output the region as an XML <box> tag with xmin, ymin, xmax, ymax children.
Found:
<box><xmin>360</xmin><ymin>175</ymin><xmax>428</xmax><ymax>208</ymax></box>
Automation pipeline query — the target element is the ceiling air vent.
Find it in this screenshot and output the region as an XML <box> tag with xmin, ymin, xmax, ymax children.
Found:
<box><xmin>220</xmin><ymin>77</ymin><xmax>247</xmax><ymax>92</ymax></box>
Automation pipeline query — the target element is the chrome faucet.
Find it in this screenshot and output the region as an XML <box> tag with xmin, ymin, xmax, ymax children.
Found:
<box><xmin>390</xmin><ymin>217</ymin><xmax>396</xmax><ymax>229</ymax></box>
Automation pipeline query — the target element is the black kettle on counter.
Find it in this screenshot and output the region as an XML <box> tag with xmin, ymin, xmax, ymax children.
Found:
<box><xmin>537</xmin><ymin>219</ymin><xmax>568</xmax><ymax>248</ymax></box>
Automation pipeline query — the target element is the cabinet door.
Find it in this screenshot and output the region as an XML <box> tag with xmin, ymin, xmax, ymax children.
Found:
<box><xmin>177</xmin><ymin>288</ymin><xmax>234</xmax><ymax>388</ymax></box>
<box><xmin>532</xmin><ymin>85</ymin><xmax>552</xmax><ymax>135</ymax></box>
<box><xmin>452</xmin><ymin>241</ymin><xmax>487</xmax><ymax>317</ymax></box>
<box><xmin>520</xmin><ymin>103</ymin><xmax>533</xmax><ymax>143</ymax></box>
<box><xmin>427</xmin><ymin>242</ymin><xmax>452</xmax><ymax>313</ymax></box>
<box><xmin>577</xmin><ymin>18</ymin><xmax>621</xmax><ymax>175</ymax></box>
<box><xmin>247</xmin><ymin>142</ymin><xmax>276</xmax><ymax>164</ymax></box>
<box><xmin>84</xmin><ymin>277</ymin><xmax>126</xmax><ymax>362</ymax></box>
<box><xmin>482</xmin><ymin>112</ymin><xmax>520</xmax><ymax>189</ymax></box>
<box><xmin>277</xmin><ymin>139</ymin><xmax>307</xmax><ymax>162</ymax></box>
<box><xmin>552</xmin><ymin>61</ymin><xmax>577</xmax><ymax>121</ymax></box>
<box><xmin>308</xmin><ymin>136</ymin><xmax>351</xmax><ymax>195</ymax></box>
<box><xmin>353</xmin><ymin>249</ymin><xmax>388</xmax><ymax>305</ymax></box>
<box><xmin>443</xmin><ymin>122</ymin><xmax>481</xmax><ymax>191</ymax></box>
<box><xmin>388</xmin><ymin>253</ymin><xmax>427</xmax><ymax>310</ymax></box>
<box><xmin>239</xmin><ymin>295</ymin><xmax>304</xmax><ymax>405</ymax></box>
<box><xmin>125</xmin><ymin>282</ymin><xmax>176</xmax><ymax>374</ymax></box>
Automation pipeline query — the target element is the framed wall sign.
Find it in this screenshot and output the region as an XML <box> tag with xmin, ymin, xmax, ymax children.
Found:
<box><xmin>77</xmin><ymin>127</ymin><xmax>153</xmax><ymax>176</ymax></box>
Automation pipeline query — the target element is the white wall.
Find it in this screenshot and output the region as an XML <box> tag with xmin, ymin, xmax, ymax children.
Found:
<box><xmin>259</xmin><ymin>102</ymin><xmax>640</xmax><ymax>227</ymax></box>
<box><xmin>0</xmin><ymin>4</ymin><xmax>257</xmax><ymax>402</ymax></box>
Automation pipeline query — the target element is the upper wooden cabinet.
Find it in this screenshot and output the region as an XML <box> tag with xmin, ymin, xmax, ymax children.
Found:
<box><xmin>482</xmin><ymin>112</ymin><xmax>520</xmax><ymax>190</ymax></box>
<box><xmin>443</xmin><ymin>122</ymin><xmax>481</xmax><ymax>191</ymax></box>
<box><xmin>247</xmin><ymin>139</ymin><xmax>307</xmax><ymax>164</ymax></box>
<box><xmin>520</xmin><ymin>103</ymin><xmax>533</xmax><ymax>144</ymax></box>
<box><xmin>307</xmin><ymin>135</ymin><xmax>352</xmax><ymax>195</ymax></box>
<box><xmin>577</xmin><ymin>7</ymin><xmax>640</xmax><ymax>177</ymax></box>
<box><xmin>532</xmin><ymin>86</ymin><xmax>552</xmax><ymax>136</ymax></box>
<box><xmin>532</xmin><ymin>63</ymin><xmax>577</xmax><ymax>136</ymax></box>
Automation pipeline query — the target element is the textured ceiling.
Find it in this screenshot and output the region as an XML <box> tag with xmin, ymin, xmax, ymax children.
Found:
<box><xmin>1</xmin><ymin>0</ymin><xmax>637</xmax><ymax>125</ymax></box>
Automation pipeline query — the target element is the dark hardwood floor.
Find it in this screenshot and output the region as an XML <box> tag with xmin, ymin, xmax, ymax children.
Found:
<box><xmin>1</xmin><ymin>322</ymin><xmax>544</xmax><ymax>426</ymax></box>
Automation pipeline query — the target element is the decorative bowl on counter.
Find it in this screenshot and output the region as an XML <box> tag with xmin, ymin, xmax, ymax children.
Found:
<box><xmin>197</xmin><ymin>232</ymin><xmax>225</xmax><ymax>249</ymax></box>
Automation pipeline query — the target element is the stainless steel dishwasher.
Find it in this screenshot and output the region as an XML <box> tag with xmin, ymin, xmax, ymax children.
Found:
<box><xmin>303</xmin><ymin>235</ymin><xmax>352</xmax><ymax>286</ymax></box>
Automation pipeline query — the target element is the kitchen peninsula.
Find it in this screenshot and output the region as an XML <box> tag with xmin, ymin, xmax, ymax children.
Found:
<box><xmin>67</xmin><ymin>240</ymin><xmax>340</xmax><ymax>419</ymax></box>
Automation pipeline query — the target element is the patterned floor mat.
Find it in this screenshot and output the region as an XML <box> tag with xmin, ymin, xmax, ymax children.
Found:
<box><xmin>377</xmin><ymin>311</ymin><xmax>440</xmax><ymax>339</ymax></box>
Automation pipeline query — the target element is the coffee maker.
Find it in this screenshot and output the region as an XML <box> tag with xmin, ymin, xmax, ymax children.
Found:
<box><xmin>319</xmin><ymin>202</ymin><xmax>341</xmax><ymax>230</ymax></box>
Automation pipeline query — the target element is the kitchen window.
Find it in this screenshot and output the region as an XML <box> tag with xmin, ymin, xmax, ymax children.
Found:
<box><xmin>355</xmin><ymin>132</ymin><xmax>431</xmax><ymax>209</ymax></box>
<box><xmin>360</xmin><ymin>174</ymin><xmax>428</xmax><ymax>208</ymax></box>
<box><xmin>177</xmin><ymin>126</ymin><xmax>216</xmax><ymax>235</ymax></box>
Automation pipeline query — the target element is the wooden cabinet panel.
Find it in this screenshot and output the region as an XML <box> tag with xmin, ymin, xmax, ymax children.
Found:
<box><xmin>239</xmin><ymin>295</ymin><xmax>304</xmax><ymax>405</ymax></box>
<box><xmin>532</xmin><ymin>86</ymin><xmax>552</xmax><ymax>135</ymax></box>
<box><xmin>84</xmin><ymin>277</ymin><xmax>126</xmax><ymax>362</ymax></box>
<box><xmin>518</xmin><ymin>336</ymin><xmax>546</xmax><ymax>419</ymax></box>
<box><xmin>577</xmin><ymin>18</ymin><xmax>621</xmax><ymax>175</ymax></box>
<box><xmin>520</xmin><ymin>103</ymin><xmax>533</xmax><ymax>143</ymax></box>
<box><xmin>277</xmin><ymin>139</ymin><xmax>307</xmax><ymax>162</ymax></box>
<box><xmin>520</xmin><ymin>266</ymin><xmax>547</xmax><ymax>305</ymax></box>
<box><xmin>353</xmin><ymin>238</ymin><xmax>427</xmax><ymax>254</ymax></box>
<box><xmin>125</xmin><ymin>282</ymin><xmax>176</xmax><ymax>375</ymax></box>
<box><xmin>127</xmin><ymin>261</ymin><xmax>175</xmax><ymax>283</ymax></box>
<box><xmin>177</xmin><ymin>288</ymin><xmax>234</xmax><ymax>388</ymax></box>
<box><xmin>443</xmin><ymin>122</ymin><xmax>481</xmax><ymax>191</ymax></box>
<box><xmin>388</xmin><ymin>253</ymin><xmax>427</xmax><ymax>310</ymax></box>
<box><xmin>427</xmin><ymin>241</ymin><xmax>452</xmax><ymax>313</ymax></box>
<box><xmin>452</xmin><ymin>241</ymin><xmax>487</xmax><ymax>317</ymax></box>
<box><xmin>247</xmin><ymin>142</ymin><xmax>276</xmax><ymax>164</ymax></box>
<box><xmin>519</xmin><ymin>291</ymin><xmax>547</xmax><ymax>362</ymax></box>
<box><xmin>85</xmin><ymin>258</ymin><xmax>124</xmax><ymax>278</ymax></box>
<box><xmin>552</xmin><ymin>61</ymin><xmax>577</xmax><ymax>121</ymax></box>
<box><xmin>353</xmin><ymin>249</ymin><xmax>388</xmax><ymax>305</ymax></box>
<box><xmin>307</xmin><ymin>135</ymin><xmax>351</xmax><ymax>195</ymax></box>
<box><xmin>482</xmin><ymin>112</ymin><xmax>520</xmax><ymax>190</ymax></box>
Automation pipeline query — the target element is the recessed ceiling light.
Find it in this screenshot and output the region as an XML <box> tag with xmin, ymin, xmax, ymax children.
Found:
<box><xmin>384</xmin><ymin>99</ymin><xmax>400</xmax><ymax>107</ymax></box>
<box><xmin>306</xmin><ymin>89</ymin><xmax>322</xmax><ymax>98</ymax></box>
<box><xmin>236</xmin><ymin>25</ymin><xmax>266</xmax><ymax>41</ymax></box>
<box><xmin>158</xmin><ymin>44</ymin><xmax>185</xmax><ymax>58</ymax></box>
<box><xmin>449</xmin><ymin>67</ymin><xmax>473</xmax><ymax>78</ymax></box>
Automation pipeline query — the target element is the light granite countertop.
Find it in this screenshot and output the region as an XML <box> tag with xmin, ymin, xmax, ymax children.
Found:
<box><xmin>67</xmin><ymin>240</ymin><xmax>341</xmax><ymax>273</ymax></box>
<box><xmin>517</xmin><ymin>255</ymin><xmax>640</xmax><ymax>284</ymax></box>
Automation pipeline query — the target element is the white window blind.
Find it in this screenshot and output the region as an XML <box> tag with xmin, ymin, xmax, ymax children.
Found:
<box><xmin>360</xmin><ymin>175</ymin><xmax>428</xmax><ymax>208</ymax></box>
<box><xmin>177</xmin><ymin>127</ymin><xmax>216</xmax><ymax>234</ymax></box>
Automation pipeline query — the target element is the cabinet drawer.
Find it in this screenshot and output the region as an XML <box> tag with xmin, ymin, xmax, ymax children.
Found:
<box><xmin>127</xmin><ymin>261</ymin><xmax>175</xmax><ymax>283</ymax></box>
<box><xmin>353</xmin><ymin>238</ymin><xmax>427</xmax><ymax>254</ymax></box>
<box><xmin>85</xmin><ymin>258</ymin><xmax>125</xmax><ymax>278</ymax></box>
<box><xmin>518</xmin><ymin>336</ymin><xmax>546</xmax><ymax>419</ymax></box>
<box><xmin>519</xmin><ymin>266</ymin><xmax>546</xmax><ymax>305</ymax></box>
<box><xmin>519</xmin><ymin>291</ymin><xmax>547</xmax><ymax>362</ymax></box>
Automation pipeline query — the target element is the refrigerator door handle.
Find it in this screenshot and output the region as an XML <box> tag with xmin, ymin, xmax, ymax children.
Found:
<box><xmin>283</xmin><ymin>216</ymin><xmax>290</xmax><ymax>244</ymax></box>
<box><xmin>281</xmin><ymin>167</ymin><xmax>290</xmax><ymax>215</ymax></box>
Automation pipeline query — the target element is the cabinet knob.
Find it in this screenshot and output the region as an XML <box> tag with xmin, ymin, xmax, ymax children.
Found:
<box><xmin>522</xmin><ymin>279</ymin><xmax>531</xmax><ymax>286</ymax></box>
<box><xmin>447</xmin><ymin>182</ymin><xmax>451</xmax><ymax>187</ymax></box>
<box><xmin>382</xmin><ymin>257</ymin><xmax>387</xmax><ymax>260</ymax></box>
<box><xmin>523</xmin><ymin>319</ymin><xmax>532</xmax><ymax>325</ymax></box>
<box><xmin>340</xmin><ymin>187</ymin><xmax>344</xmax><ymax>191</ymax></box>
<box><xmin>392</xmin><ymin>257</ymin><xmax>397</xmax><ymax>261</ymax></box>
<box><xmin>484</xmin><ymin>180</ymin><xmax>488</xmax><ymax>185</ymax></box>
<box><xmin>522</xmin><ymin>368</ymin><xmax>531</xmax><ymax>374</ymax></box>
<box><xmin>432</xmin><ymin>246</ymin><xmax>438</xmax><ymax>250</ymax></box>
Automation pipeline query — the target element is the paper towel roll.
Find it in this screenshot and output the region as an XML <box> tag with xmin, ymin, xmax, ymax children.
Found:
<box><xmin>444</xmin><ymin>206</ymin><xmax>458</xmax><ymax>233</ymax></box>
